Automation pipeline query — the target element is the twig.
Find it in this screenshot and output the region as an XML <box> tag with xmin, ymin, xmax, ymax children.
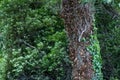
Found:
<box><xmin>19</xmin><ymin>39</ymin><xmax>37</xmax><ymax>49</ymax></box>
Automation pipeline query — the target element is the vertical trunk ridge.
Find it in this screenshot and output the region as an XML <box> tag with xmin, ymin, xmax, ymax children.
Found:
<box><xmin>61</xmin><ymin>0</ymin><xmax>94</xmax><ymax>80</ymax></box>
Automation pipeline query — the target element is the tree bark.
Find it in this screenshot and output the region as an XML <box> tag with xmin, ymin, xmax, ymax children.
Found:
<box><xmin>61</xmin><ymin>0</ymin><xmax>94</xmax><ymax>80</ymax></box>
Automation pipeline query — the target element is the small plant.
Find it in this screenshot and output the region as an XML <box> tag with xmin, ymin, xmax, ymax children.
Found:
<box><xmin>87</xmin><ymin>27</ymin><xmax>103</xmax><ymax>80</ymax></box>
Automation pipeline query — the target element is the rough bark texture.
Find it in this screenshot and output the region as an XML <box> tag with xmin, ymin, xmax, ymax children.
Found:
<box><xmin>61</xmin><ymin>0</ymin><xmax>94</xmax><ymax>80</ymax></box>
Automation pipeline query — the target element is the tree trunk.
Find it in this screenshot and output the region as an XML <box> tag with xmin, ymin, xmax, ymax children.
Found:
<box><xmin>61</xmin><ymin>0</ymin><xmax>94</xmax><ymax>80</ymax></box>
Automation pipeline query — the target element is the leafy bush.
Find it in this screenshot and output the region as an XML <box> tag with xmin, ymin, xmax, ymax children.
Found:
<box><xmin>0</xmin><ymin>58</ymin><xmax>6</xmax><ymax>80</ymax></box>
<box><xmin>0</xmin><ymin>0</ymin><xmax>71</xmax><ymax>80</ymax></box>
<box><xmin>95</xmin><ymin>0</ymin><xmax>120</xmax><ymax>79</ymax></box>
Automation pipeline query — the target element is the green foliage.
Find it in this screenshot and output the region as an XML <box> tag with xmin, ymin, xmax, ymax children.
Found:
<box><xmin>2</xmin><ymin>0</ymin><xmax>120</xmax><ymax>80</ymax></box>
<box><xmin>95</xmin><ymin>0</ymin><xmax>120</xmax><ymax>79</ymax></box>
<box><xmin>0</xmin><ymin>58</ymin><xmax>6</xmax><ymax>80</ymax></box>
<box><xmin>0</xmin><ymin>29</ymin><xmax>6</xmax><ymax>80</ymax></box>
<box><xmin>87</xmin><ymin>27</ymin><xmax>103</xmax><ymax>80</ymax></box>
<box><xmin>103</xmin><ymin>0</ymin><xmax>113</xmax><ymax>4</ymax></box>
<box><xmin>0</xmin><ymin>0</ymin><xmax>71</xmax><ymax>80</ymax></box>
<box><xmin>102</xmin><ymin>26</ymin><xmax>120</xmax><ymax>79</ymax></box>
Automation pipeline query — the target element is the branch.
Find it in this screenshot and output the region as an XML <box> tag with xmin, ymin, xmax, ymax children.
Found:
<box><xmin>19</xmin><ymin>39</ymin><xmax>37</xmax><ymax>49</ymax></box>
